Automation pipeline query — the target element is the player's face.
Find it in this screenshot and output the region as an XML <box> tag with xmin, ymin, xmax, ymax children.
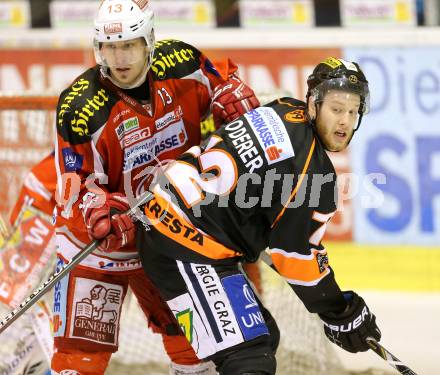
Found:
<box><xmin>100</xmin><ymin>37</ymin><xmax>149</xmax><ymax>86</ymax></box>
<box><xmin>314</xmin><ymin>91</ymin><xmax>360</xmax><ymax>152</ymax></box>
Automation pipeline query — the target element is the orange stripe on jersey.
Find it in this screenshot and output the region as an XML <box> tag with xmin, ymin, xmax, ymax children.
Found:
<box><xmin>271</xmin><ymin>248</ymin><xmax>329</xmax><ymax>285</ymax></box>
<box><xmin>271</xmin><ymin>138</ymin><xmax>316</xmax><ymax>228</ymax></box>
<box><xmin>144</xmin><ymin>192</ymin><xmax>241</xmax><ymax>260</ymax></box>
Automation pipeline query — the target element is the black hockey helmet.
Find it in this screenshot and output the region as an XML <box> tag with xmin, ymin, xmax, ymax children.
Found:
<box><xmin>306</xmin><ymin>57</ymin><xmax>370</xmax><ymax>131</ymax></box>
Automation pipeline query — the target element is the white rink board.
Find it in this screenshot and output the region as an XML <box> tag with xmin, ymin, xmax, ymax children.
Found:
<box><xmin>2</xmin><ymin>28</ymin><xmax>440</xmax><ymax>49</ymax></box>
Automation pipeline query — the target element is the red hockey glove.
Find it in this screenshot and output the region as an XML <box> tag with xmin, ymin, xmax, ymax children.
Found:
<box><xmin>81</xmin><ymin>192</ymin><xmax>135</xmax><ymax>252</ymax></box>
<box><xmin>211</xmin><ymin>75</ymin><xmax>260</xmax><ymax>128</ymax></box>
<box><xmin>319</xmin><ymin>291</ymin><xmax>381</xmax><ymax>353</ymax></box>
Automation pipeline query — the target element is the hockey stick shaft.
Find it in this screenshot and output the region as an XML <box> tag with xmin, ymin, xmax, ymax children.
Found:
<box><xmin>0</xmin><ymin>213</ymin><xmax>10</xmax><ymax>242</ymax></box>
<box><xmin>0</xmin><ymin>191</ymin><xmax>153</xmax><ymax>335</ymax></box>
<box><xmin>258</xmin><ymin>251</ymin><xmax>418</xmax><ymax>375</ymax></box>
<box><xmin>366</xmin><ymin>337</ymin><xmax>417</xmax><ymax>375</ymax></box>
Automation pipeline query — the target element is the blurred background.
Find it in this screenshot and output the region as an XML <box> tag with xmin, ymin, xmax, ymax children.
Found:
<box><xmin>0</xmin><ymin>0</ymin><xmax>439</xmax><ymax>374</ymax></box>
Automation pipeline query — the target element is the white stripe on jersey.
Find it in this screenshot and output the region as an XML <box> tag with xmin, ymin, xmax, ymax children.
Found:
<box><xmin>270</xmin><ymin>247</ymin><xmax>328</xmax><ymax>260</ymax></box>
<box><xmin>176</xmin><ymin>261</ymin><xmax>244</xmax><ymax>356</ymax></box>
<box><xmin>182</xmin><ymin>68</ymin><xmax>213</xmax><ymax>97</ymax></box>
<box><xmin>91</xmin><ymin>125</ymin><xmax>107</xmax><ymax>184</ymax></box>
<box><xmin>284</xmin><ymin>269</ymin><xmax>331</xmax><ymax>287</ymax></box>
<box><xmin>24</xmin><ymin>172</ymin><xmax>52</xmax><ymax>201</ymax></box>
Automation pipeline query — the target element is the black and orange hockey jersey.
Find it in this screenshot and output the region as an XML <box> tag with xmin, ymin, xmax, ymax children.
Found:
<box><xmin>54</xmin><ymin>39</ymin><xmax>237</xmax><ymax>268</ymax></box>
<box><xmin>139</xmin><ymin>97</ymin><xmax>347</xmax><ymax>314</ymax></box>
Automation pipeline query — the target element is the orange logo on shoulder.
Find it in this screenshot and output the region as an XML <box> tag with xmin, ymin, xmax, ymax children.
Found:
<box><xmin>266</xmin><ymin>146</ymin><xmax>282</xmax><ymax>161</ymax></box>
<box><xmin>285</xmin><ymin>109</ymin><xmax>305</xmax><ymax>123</ymax></box>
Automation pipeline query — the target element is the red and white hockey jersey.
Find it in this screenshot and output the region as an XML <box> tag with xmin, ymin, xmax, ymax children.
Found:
<box><xmin>55</xmin><ymin>39</ymin><xmax>238</xmax><ymax>271</ymax></box>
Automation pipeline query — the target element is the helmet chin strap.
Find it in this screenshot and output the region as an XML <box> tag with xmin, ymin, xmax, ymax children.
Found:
<box><xmin>100</xmin><ymin>58</ymin><xmax>150</xmax><ymax>90</ymax></box>
<box><xmin>343</xmin><ymin>112</ymin><xmax>364</xmax><ymax>148</ymax></box>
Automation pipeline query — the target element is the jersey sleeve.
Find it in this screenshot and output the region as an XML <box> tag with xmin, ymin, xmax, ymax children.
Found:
<box><xmin>54</xmin><ymin>76</ymin><xmax>111</xmax><ymax>240</ymax></box>
<box><xmin>196</xmin><ymin>54</ymin><xmax>239</xmax><ymax>121</ymax></box>
<box><xmin>264</xmin><ymin>100</ymin><xmax>347</xmax><ymax>314</ymax></box>
<box><xmin>184</xmin><ymin>42</ymin><xmax>238</xmax><ymax>121</ymax></box>
<box><xmin>151</xmin><ymin>40</ymin><xmax>239</xmax><ymax>123</ymax></box>
<box><xmin>173</xmin><ymin>40</ymin><xmax>238</xmax><ymax>87</ymax></box>
<box><xmin>268</xmin><ymin>205</ymin><xmax>346</xmax><ymax>314</ymax></box>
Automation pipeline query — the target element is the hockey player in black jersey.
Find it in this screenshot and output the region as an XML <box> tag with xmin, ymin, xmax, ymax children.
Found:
<box><xmin>136</xmin><ymin>57</ymin><xmax>382</xmax><ymax>375</ymax></box>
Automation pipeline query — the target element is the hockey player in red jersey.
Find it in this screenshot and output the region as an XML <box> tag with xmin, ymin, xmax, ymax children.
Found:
<box><xmin>53</xmin><ymin>0</ymin><xmax>259</xmax><ymax>374</ymax></box>
<box><xmin>0</xmin><ymin>153</ymin><xmax>56</xmax><ymax>374</ymax></box>
<box><xmin>134</xmin><ymin>57</ymin><xmax>383</xmax><ymax>374</ymax></box>
<box><xmin>9</xmin><ymin>152</ymin><xmax>57</xmax><ymax>225</ymax></box>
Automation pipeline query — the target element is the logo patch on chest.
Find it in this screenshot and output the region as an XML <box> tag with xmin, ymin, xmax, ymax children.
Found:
<box><xmin>155</xmin><ymin>105</ymin><xmax>183</xmax><ymax>131</ymax></box>
<box><xmin>115</xmin><ymin>116</ymin><xmax>140</xmax><ymax>140</ymax></box>
<box><xmin>123</xmin><ymin>120</ymin><xmax>188</xmax><ymax>171</ymax></box>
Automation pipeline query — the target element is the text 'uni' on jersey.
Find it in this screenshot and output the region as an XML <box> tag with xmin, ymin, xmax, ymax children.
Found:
<box><xmin>55</xmin><ymin>39</ymin><xmax>236</xmax><ymax>249</ymax></box>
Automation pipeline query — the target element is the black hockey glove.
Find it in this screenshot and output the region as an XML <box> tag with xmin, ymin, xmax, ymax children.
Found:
<box><xmin>318</xmin><ymin>291</ymin><xmax>381</xmax><ymax>353</ymax></box>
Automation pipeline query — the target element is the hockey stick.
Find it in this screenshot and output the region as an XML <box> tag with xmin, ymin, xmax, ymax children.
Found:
<box><xmin>258</xmin><ymin>251</ymin><xmax>418</xmax><ymax>375</ymax></box>
<box><xmin>0</xmin><ymin>191</ymin><xmax>153</xmax><ymax>335</ymax></box>
<box><xmin>366</xmin><ymin>337</ymin><xmax>417</xmax><ymax>375</ymax></box>
<box><xmin>0</xmin><ymin>213</ymin><xmax>10</xmax><ymax>243</ymax></box>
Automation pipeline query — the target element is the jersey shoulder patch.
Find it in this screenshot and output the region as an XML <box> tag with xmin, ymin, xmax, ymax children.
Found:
<box><xmin>264</xmin><ymin>98</ymin><xmax>316</xmax><ymax>164</ymax></box>
<box><xmin>56</xmin><ymin>67</ymin><xmax>116</xmax><ymax>145</ymax></box>
<box><xmin>269</xmin><ymin>97</ymin><xmax>308</xmax><ymax>126</ymax></box>
<box><xmin>243</xmin><ymin>106</ymin><xmax>296</xmax><ymax>166</ymax></box>
<box><xmin>151</xmin><ymin>39</ymin><xmax>202</xmax><ymax>81</ymax></box>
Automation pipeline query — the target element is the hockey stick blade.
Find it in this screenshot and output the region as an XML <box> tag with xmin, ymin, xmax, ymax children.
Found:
<box><xmin>0</xmin><ymin>191</ymin><xmax>153</xmax><ymax>335</ymax></box>
<box><xmin>258</xmin><ymin>251</ymin><xmax>418</xmax><ymax>375</ymax></box>
<box><xmin>366</xmin><ymin>337</ymin><xmax>418</xmax><ymax>375</ymax></box>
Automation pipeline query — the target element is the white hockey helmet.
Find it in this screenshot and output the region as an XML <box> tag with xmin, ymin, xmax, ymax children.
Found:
<box><xmin>93</xmin><ymin>0</ymin><xmax>155</xmax><ymax>88</ymax></box>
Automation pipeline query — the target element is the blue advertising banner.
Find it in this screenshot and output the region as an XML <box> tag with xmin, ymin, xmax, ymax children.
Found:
<box><xmin>344</xmin><ymin>48</ymin><xmax>440</xmax><ymax>244</ymax></box>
